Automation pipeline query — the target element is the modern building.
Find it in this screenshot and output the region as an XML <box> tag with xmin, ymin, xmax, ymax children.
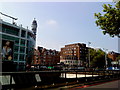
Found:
<box><xmin>0</xmin><ymin>17</ymin><xmax>37</xmax><ymax>71</ymax></box>
<box><xmin>32</xmin><ymin>47</ymin><xmax>60</xmax><ymax>66</ymax></box>
<box><xmin>60</xmin><ymin>43</ymin><xmax>88</xmax><ymax>68</ymax></box>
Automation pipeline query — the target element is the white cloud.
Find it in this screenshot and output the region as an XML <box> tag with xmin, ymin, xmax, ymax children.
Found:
<box><xmin>46</xmin><ymin>19</ymin><xmax>57</xmax><ymax>25</ymax></box>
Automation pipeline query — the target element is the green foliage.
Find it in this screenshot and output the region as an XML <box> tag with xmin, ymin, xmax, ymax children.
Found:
<box><xmin>116</xmin><ymin>55</ymin><xmax>120</xmax><ymax>60</ymax></box>
<box><xmin>94</xmin><ymin>1</ymin><xmax>120</xmax><ymax>37</ymax></box>
<box><xmin>89</xmin><ymin>49</ymin><xmax>105</xmax><ymax>68</ymax></box>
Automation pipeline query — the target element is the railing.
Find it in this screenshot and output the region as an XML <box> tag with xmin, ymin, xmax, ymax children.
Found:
<box><xmin>0</xmin><ymin>70</ymin><xmax>120</xmax><ymax>89</ymax></box>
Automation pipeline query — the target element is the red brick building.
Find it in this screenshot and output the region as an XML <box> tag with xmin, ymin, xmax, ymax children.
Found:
<box><xmin>32</xmin><ymin>49</ymin><xmax>41</xmax><ymax>65</ymax></box>
<box><xmin>60</xmin><ymin>43</ymin><xmax>88</xmax><ymax>67</ymax></box>
<box><xmin>108</xmin><ymin>51</ymin><xmax>120</xmax><ymax>61</ymax></box>
<box><xmin>32</xmin><ymin>47</ymin><xmax>60</xmax><ymax>66</ymax></box>
<box><xmin>108</xmin><ymin>51</ymin><xmax>120</xmax><ymax>67</ymax></box>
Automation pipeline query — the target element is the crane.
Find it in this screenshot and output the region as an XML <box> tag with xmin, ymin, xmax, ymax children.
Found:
<box><xmin>0</xmin><ymin>12</ymin><xmax>18</xmax><ymax>24</ymax></box>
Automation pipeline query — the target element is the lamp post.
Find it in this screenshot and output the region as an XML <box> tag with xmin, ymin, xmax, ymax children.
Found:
<box><xmin>103</xmin><ymin>48</ymin><xmax>108</xmax><ymax>70</ymax></box>
<box><xmin>88</xmin><ymin>42</ymin><xmax>91</xmax><ymax>68</ymax></box>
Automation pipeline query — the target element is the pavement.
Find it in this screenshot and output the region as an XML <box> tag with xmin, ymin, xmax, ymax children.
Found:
<box><xmin>14</xmin><ymin>79</ymin><xmax>120</xmax><ymax>90</ymax></box>
<box><xmin>71</xmin><ymin>80</ymin><xmax>120</xmax><ymax>90</ymax></box>
<box><xmin>46</xmin><ymin>80</ymin><xmax>120</xmax><ymax>90</ymax></box>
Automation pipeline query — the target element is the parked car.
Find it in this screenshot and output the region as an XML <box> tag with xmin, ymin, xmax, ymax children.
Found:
<box><xmin>107</xmin><ymin>67</ymin><xmax>120</xmax><ymax>70</ymax></box>
<box><xmin>53</xmin><ymin>66</ymin><xmax>63</xmax><ymax>70</ymax></box>
<box><xmin>77</xmin><ymin>67</ymin><xmax>85</xmax><ymax>70</ymax></box>
<box><xmin>85</xmin><ymin>68</ymin><xmax>94</xmax><ymax>71</ymax></box>
<box><xmin>39</xmin><ymin>66</ymin><xmax>47</xmax><ymax>70</ymax></box>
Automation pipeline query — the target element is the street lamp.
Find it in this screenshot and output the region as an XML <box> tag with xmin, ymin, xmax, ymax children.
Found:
<box><xmin>88</xmin><ymin>42</ymin><xmax>91</xmax><ymax>67</ymax></box>
<box><xmin>103</xmin><ymin>48</ymin><xmax>108</xmax><ymax>70</ymax></box>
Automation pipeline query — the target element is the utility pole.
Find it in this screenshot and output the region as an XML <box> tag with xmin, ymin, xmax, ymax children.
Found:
<box><xmin>103</xmin><ymin>48</ymin><xmax>108</xmax><ymax>70</ymax></box>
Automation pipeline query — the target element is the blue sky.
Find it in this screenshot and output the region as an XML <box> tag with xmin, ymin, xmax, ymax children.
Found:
<box><xmin>0</xmin><ymin>2</ymin><xmax>118</xmax><ymax>52</ymax></box>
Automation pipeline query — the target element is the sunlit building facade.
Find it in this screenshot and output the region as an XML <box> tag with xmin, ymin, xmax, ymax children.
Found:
<box><xmin>60</xmin><ymin>43</ymin><xmax>88</xmax><ymax>67</ymax></box>
<box><xmin>0</xmin><ymin>19</ymin><xmax>37</xmax><ymax>71</ymax></box>
<box><xmin>32</xmin><ymin>47</ymin><xmax>60</xmax><ymax>66</ymax></box>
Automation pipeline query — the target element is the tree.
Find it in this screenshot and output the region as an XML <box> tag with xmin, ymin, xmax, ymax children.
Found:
<box><xmin>94</xmin><ymin>1</ymin><xmax>120</xmax><ymax>37</ymax></box>
<box><xmin>116</xmin><ymin>55</ymin><xmax>120</xmax><ymax>60</ymax></box>
<box><xmin>89</xmin><ymin>49</ymin><xmax>105</xmax><ymax>68</ymax></box>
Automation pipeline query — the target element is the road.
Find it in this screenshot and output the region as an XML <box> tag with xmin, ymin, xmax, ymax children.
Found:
<box><xmin>72</xmin><ymin>80</ymin><xmax>120</xmax><ymax>90</ymax></box>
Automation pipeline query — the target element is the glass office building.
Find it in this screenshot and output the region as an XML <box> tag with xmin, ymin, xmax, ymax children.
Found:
<box><xmin>0</xmin><ymin>19</ymin><xmax>36</xmax><ymax>71</ymax></box>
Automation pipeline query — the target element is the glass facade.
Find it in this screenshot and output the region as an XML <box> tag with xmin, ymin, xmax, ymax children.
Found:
<box><xmin>2</xmin><ymin>24</ymin><xmax>19</xmax><ymax>36</ymax></box>
<box><xmin>1</xmin><ymin>20</ymin><xmax>35</xmax><ymax>70</ymax></box>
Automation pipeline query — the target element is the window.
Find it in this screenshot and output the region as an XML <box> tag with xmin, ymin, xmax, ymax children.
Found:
<box><xmin>21</xmin><ymin>30</ymin><xmax>26</xmax><ymax>38</ymax></box>
<box><xmin>14</xmin><ymin>46</ymin><xmax>19</xmax><ymax>52</ymax></box>
<box><xmin>20</xmin><ymin>39</ymin><xmax>25</xmax><ymax>46</ymax></box>
<box><xmin>26</xmin><ymin>48</ymin><xmax>28</xmax><ymax>53</ymax></box>
<box><xmin>27</xmin><ymin>32</ymin><xmax>33</xmax><ymax>39</ymax></box>
<box><xmin>19</xmin><ymin>54</ymin><xmax>25</xmax><ymax>61</ymax></box>
<box><xmin>3</xmin><ymin>25</ymin><xmax>19</xmax><ymax>36</ymax></box>
<box><xmin>36</xmin><ymin>60</ymin><xmax>39</xmax><ymax>63</ymax></box>
<box><xmin>15</xmin><ymin>38</ymin><xmax>19</xmax><ymax>45</ymax></box>
<box><xmin>20</xmin><ymin>47</ymin><xmax>25</xmax><ymax>53</ymax></box>
<box><xmin>2</xmin><ymin>27</ymin><xmax>6</xmax><ymax>32</ymax></box>
<box><xmin>2</xmin><ymin>35</ymin><xmax>19</xmax><ymax>45</ymax></box>
<box><xmin>14</xmin><ymin>54</ymin><xmax>18</xmax><ymax>61</ymax></box>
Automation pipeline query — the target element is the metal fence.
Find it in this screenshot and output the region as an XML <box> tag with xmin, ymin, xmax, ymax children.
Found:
<box><xmin>0</xmin><ymin>70</ymin><xmax>120</xmax><ymax>89</ymax></box>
